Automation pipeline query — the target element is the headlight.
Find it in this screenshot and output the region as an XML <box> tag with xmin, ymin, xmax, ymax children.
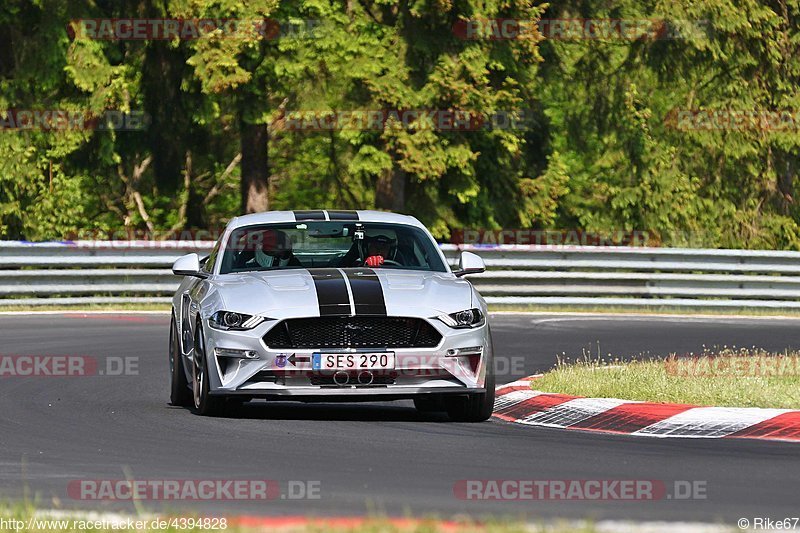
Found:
<box><xmin>208</xmin><ymin>311</ymin><xmax>266</xmax><ymax>331</ymax></box>
<box><xmin>436</xmin><ymin>308</ymin><xmax>485</xmax><ymax>329</ymax></box>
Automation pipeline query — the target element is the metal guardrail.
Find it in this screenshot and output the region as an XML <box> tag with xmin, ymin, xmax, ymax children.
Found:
<box><xmin>3</xmin><ymin>241</ymin><xmax>800</xmax><ymax>308</ymax></box>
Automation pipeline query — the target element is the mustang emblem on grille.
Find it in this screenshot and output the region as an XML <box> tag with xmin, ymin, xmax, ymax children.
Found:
<box><xmin>344</xmin><ymin>323</ymin><xmax>374</xmax><ymax>333</ymax></box>
<box><xmin>343</xmin><ymin>323</ymin><xmax>374</xmax><ymax>344</ymax></box>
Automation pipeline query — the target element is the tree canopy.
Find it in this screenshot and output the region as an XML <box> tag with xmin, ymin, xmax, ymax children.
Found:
<box><xmin>1</xmin><ymin>0</ymin><xmax>799</xmax><ymax>248</ymax></box>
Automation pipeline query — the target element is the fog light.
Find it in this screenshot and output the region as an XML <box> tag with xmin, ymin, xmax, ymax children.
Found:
<box><xmin>446</xmin><ymin>346</ymin><xmax>483</xmax><ymax>357</ymax></box>
<box><xmin>215</xmin><ymin>347</ymin><xmax>259</xmax><ymax>359</ymax></box>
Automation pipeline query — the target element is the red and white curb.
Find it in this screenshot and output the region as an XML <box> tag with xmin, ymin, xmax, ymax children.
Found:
<box><xmin>493</xmin><ymin>377</ymin><xmax>800</xmax><ymax>442</ymax></box>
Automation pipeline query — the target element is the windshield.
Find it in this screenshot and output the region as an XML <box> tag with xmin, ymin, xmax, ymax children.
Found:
<box><xmin>218</xmin><ymin>222</ymin><xmax>447</xmax><ymax>274</ymax></box>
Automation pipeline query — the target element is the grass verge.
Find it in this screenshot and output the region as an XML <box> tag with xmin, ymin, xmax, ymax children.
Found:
<box><xmin>532</xmin><ymin>348</ymin><xmax>800</xmax><ymax>409</ymax></box>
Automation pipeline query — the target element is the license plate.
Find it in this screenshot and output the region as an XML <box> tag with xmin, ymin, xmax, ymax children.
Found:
<box><xmin>312</xmin><ymin>352</ymin><xmax>395</xmax><ymax>370</ymax></box>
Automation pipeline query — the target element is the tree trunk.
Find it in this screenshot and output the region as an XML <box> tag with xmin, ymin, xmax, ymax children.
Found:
<box><xmin>777</xmin><ymin>152</ymin><xmax>795</xmax><ymax>213</ymax></box>
<box><xmin>240</xmin><ymin>121</ymin><xmax>269</xmax><ymax>214</ymax></box>
<box><xmin>143</xmin><ymin>42</ymin><xmax>189</xmax><ymax>195</ymax></box>
<box><xmin>183</xmin><ymin>152</ymin><xmax>206</xmax><ymax>229</ymax></box>
<box><xmin>375</xmin><ymin>165</ymin><xmax>406</xmax><ymax>212</ymax></box>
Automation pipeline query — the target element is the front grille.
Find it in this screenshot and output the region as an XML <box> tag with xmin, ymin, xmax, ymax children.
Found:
<box><xmin>263</xmin><ymin>317</ymin><xmax>442</xmax><ymax>349</ymax></box>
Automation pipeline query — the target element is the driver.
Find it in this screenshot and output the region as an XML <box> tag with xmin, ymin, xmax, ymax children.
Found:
<box><xmin>364</xmin><ymin>234</ymin><xmax>394</xmax><ymax>267</ymax></box>
<box><xmin>254</xmin><ymin>229</ymin><xmax>299</xmax><ymax>268</ymax></box>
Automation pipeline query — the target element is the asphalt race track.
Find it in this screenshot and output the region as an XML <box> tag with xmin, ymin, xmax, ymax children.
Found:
<box><xmin>0</xmin><ymin>312</ymin><xmax>798</xmax><ymax>525</ymax></box>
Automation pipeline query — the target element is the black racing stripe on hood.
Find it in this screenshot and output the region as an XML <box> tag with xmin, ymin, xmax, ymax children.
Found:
<box><xmin>308</xmin><ymin>268</ymin><xmax>351</xmax><ymax>316</ymax></box>
<box><xmin>343</xmin><ymin>268</ymin><xmax>387</xmax><ymax>316</ymax></box>
<box><xmin>293</xmin><ymin>210</ymin><xmax>326</xmax><ymax>221</ymax></box>
<box><xmin>327</xmin><ymin>210</ymin><xmax>359</xmax><ymax>220</ymax></box>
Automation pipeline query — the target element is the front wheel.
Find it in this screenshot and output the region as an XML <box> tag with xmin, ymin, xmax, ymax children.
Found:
<box><xmin>169</xmin><ymin>315</ymin><xmax>192</xmax><ymax>407</ymax></box>
<box><xmin>191</xmin><ymin>320</ymin><xmax>225</xmax><ymax>416</ymax></box>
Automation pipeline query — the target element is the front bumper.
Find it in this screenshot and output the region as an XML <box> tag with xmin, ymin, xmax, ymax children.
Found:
<box><xmin>200</xmin><ymin>316</ymin><xmax>491</xmax><ymax>399</ymax></box>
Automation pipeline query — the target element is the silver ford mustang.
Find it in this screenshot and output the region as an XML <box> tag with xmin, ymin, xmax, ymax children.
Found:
<box><xmin>169</xmin><ymin>210</ymin><xmax>494</xmax><ymax>421</ymax></box>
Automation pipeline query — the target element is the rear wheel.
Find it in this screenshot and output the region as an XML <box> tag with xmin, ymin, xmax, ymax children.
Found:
<box><xmin>191</xmin><ymin>321</ymin><xmax>225</xmax><ymax>416</ymax></box>
<box><xmin>169</xmin><ymin>315</ymin><xmax>192</xmax><ymax>407</ymax></box>
<box><xmin>445</xmin><ymin>362</ymin><xmax>495</xmax><ymax>422</ymax></box>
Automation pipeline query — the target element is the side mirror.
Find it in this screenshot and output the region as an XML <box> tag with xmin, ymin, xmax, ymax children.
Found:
<box><xmin>454</xmin><ymin>251</ymin><xmax>485</xmax><ymax>277</ymax></box>
<box><xmin>172</xmin><ymin>253</ymin><xmax>207</xmax><ymax>278</ymax></box>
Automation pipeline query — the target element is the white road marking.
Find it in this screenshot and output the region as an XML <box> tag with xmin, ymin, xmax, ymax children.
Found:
<box><xmin>633</xmin><ymin>406</ymin><xmax>792</xmax><ymax>438</ymax></box>
<box><xmin>518</xmin><ymin>397</ymin><xmax>631</xmax><ymax>427</ymax></box>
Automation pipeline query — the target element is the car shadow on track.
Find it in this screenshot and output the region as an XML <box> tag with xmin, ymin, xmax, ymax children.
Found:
<box><xmin>168</xmin><ymin>401</ymin><xmax>454</xmax><ymax>422</ymax></box>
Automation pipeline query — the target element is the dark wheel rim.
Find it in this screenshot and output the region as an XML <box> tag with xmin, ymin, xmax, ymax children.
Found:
<box><xmin>192</xmin><ymin>327</ymin><xmax>205</xmax><ymax>409</ymax></box>
<box><xmin>169</xmin><ymin>320</ymin><xmax>177</xmax><ymax>375</ymax></box>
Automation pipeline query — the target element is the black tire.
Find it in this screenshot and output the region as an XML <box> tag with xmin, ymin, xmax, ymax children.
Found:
<box><xmin>445</xmin><ymin>361</ymin><xmax>496</xmax><ymax>422</ymax></box>
<box><xmin>191</xmin><ymin>321</ymin><xmax>225</xmax><ymax>416</ymax></box>
<box><xmin>413</xmin><ymin>395</ymin><xmax>445</xmax><ymax>413</ymax></box>
<box><xmin>169</xmin><ymin>314</ymin><xmax>192</xmax><ymax>407</ymax></box>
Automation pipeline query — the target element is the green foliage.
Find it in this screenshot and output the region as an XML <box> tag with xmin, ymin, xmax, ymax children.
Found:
<box><xmin>1</xmin><ymin>0</ymin><xmax>799</xmax><ymax>249</ymax></box>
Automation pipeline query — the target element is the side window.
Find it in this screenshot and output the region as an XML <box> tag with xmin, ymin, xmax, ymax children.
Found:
<box><xmin>202</xmin><ymin>240</ymin><xmax>221</xmax><ymax>274</ymax></box>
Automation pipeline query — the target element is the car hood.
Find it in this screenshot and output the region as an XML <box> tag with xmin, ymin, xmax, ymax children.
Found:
<box><xmin>208</xmin><ymin>268</ymin><xmax>474</xmax><ymax>319</ymax></box>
